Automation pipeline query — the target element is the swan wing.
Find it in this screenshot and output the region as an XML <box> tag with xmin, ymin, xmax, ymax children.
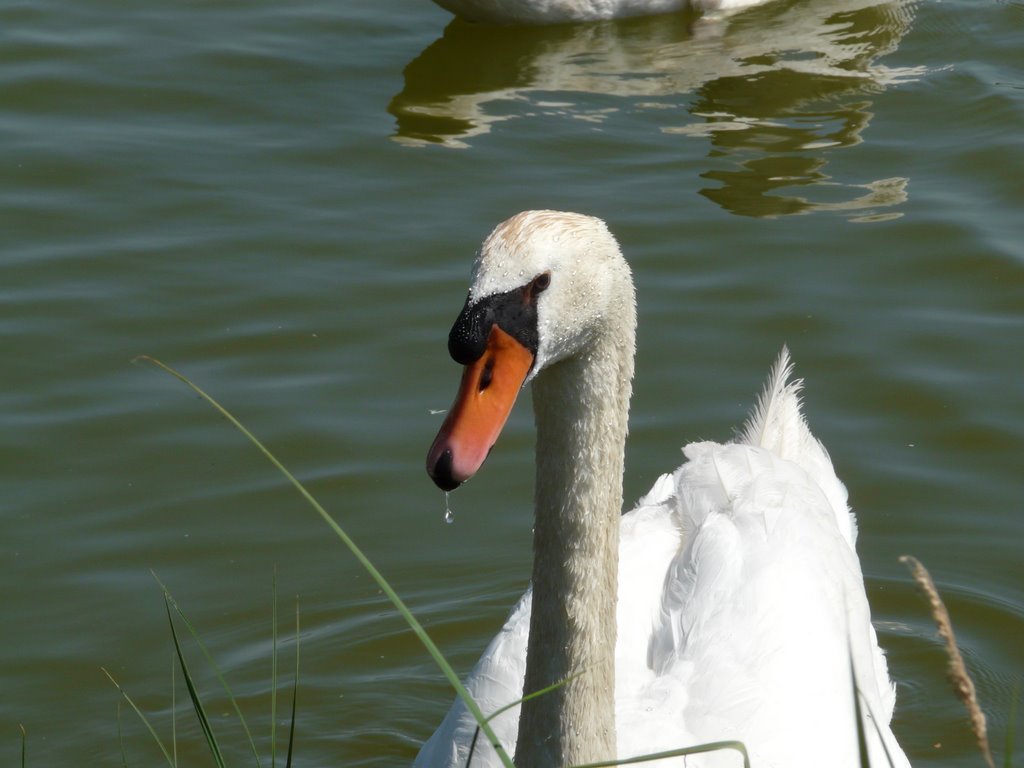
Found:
<box><xmin>619</xmin><ymin>350</ymin><xmax>907</xmax><ymax>767</ymax></box>
<box><xmin>413</xmin><ymin>590</ymin><xmax>531</xmax><ymax>768</ymax></box>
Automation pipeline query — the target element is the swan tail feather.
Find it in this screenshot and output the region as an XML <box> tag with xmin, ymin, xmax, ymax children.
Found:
<box><xmin>738</xmin><ymin>347</ymin><xmax>858</xmax><ymax>547</ymax></box>
<box><xmin>740</xmin><ymin>346</ymin><xmax>806</xmax><ymax>453</ymax></box>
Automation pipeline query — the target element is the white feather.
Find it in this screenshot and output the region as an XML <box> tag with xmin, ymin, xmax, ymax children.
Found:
<box><xmin>431</xmin><ymin>0</ymin><xmax>769</xmax><ymax>25</ymax></box>
<box><xmin>416</xmin><ymin>353</ymin><xmax>907</xmax><ymax>768</ymax></box>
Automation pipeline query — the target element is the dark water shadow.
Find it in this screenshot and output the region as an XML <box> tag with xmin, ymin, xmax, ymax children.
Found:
<box><xmin>389</xmin><ymin>0</ymin><xmax>921</xmax><ymax>219</ymax></box>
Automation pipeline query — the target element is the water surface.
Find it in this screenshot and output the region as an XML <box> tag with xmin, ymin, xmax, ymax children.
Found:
<box><xmin>2</xmin><ymin>0</ymin><xmax>1022</xmax><ymax>764</ymax></box>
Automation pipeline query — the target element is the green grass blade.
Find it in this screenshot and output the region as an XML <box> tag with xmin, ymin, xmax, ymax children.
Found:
<box><xmin>164</xmin><ymin>598</ymin><xmax>227</xmax><ymax>768</ymax></box>
<box><xmin>571</xmin><ymin>740</ymin><xmax>750</xmax><ymax>768</ymax></box>
<box><xmin>489</xmin><ymin>671</ymin><xmax>586</xmax><ymax>724</ymax></box>
<box><xmin>116</xmin><ymin>702</ymin><xmax>129</xmax><ymax>768</ymax></box>
<box><xmin>154</xmin><ymin>574</ymin><xmax>262</xmax><ymax>767</ymax></box>
<box><xmin>285</xmin><ymin>601</ymin><xmax>300</xmax><ymax>768</ymax></box>
<box><xmin>271</xmin><ymin>568</ymin><xmax>279</xmax><ymax>768</ymax></box>
<box><xmin>859</xmin><ymin>688</ymin><xmax>898</xmax><ymax>768</ymax></box>
<box><xmin>466</xmin><ymin>671</ymin><xmax>586</xmax><ymax>767</ymax></box>
<box><xmin>102</xmin><ymin>667</ymin><xmax>176</xmax><ymax>768</ymax></box>
<box><xmin>850</xmin><ymin>655</ymin><xmax>871</xmax><ymax>768</ymax></box>
<box><xmin>466</xmin><ymin>728</ymin><xmax>481</xmax><ymax>768</ymax></box>
<box><xmin>19</xmin><ymin>723</ymin><xmax>27</xmax><ymax>768</ymax></box>
<box><xmin>171</xmin><ymin>651</ymin><xmax>177</xmax><ymax>768</ymax></box>
<box><xmin>138</xmin><ymin>356</ymin><xmax>514</xmax><ymax>768</ymax></box>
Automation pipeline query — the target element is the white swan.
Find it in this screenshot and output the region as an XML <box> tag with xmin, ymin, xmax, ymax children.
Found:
<box><xmin>431</xmin><ymin>0</ymin><xmax>766</xmax><ymax>25</ymax></box>
<box><xmin>419</xmin><ymin>210</ymin><xmax>910</xmax><ymax>768</ymax></box>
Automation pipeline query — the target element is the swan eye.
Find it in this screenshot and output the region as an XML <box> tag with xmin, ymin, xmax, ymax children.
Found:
<box><xmin>533</xmin><ymin>272</ymin><xmax>551</xmax><ymax>293</ymax></box>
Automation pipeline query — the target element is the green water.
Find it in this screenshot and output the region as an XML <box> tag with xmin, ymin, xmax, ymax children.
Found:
<box><xmin>2</xmin><ymin>0</ymin><xmax>1021</xmax><ymax>764</ymax></box>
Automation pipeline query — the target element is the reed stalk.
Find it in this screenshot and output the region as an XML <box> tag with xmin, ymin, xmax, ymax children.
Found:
<box><xmin>901</xmin><ymin>555</ymin><xmax>995</xmax><ymax>768</ymax></box>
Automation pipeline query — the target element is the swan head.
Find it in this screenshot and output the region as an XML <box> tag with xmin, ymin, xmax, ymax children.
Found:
<box><xmin>426</xmin><ymin>210</ymin><xmax>633</xmax><ymax>491</ymax></box>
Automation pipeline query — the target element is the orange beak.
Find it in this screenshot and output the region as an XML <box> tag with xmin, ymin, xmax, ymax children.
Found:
<box><xmin>426</xmin><ymin>325</ymin><xmax>535</xmax><ymax>491</ymax></box>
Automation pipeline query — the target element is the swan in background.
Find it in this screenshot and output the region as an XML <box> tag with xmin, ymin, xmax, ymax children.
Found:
<box><xmin>418</xmin><ymin>211</ymin><xmax>910</xmax><ymax>767</ymax></box>
<box><xmin>431</xmin><ymin>0</ymin><xmax>765</xmax><ymax>25</ymax></box>
<box><xmin>394</xmin><ymin>0</ymin><xmax>920</xmax><ymax>149</ymax></box>
<box><xmin>392</xmin><ymin>1</ymin><xmax>918</xmax><ymax>219</ymax></box>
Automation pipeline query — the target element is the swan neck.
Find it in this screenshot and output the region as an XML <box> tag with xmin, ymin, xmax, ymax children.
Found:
<box><xmin>514</xmin><ymin>321</ymin><xmax>634</xmax><ymax>766</ymax></box>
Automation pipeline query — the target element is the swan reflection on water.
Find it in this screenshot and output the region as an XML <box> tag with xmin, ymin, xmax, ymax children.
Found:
<box><xmin>389</xmin><ymin>0</ymin><xmax>924</xmax><ymax>219</ymax></box>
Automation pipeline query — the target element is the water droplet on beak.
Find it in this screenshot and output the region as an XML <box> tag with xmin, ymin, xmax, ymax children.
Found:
<box><xmin>443</xmin><ymin>492</ymin><xmax>455</xmax><ymax>525</ymax></box>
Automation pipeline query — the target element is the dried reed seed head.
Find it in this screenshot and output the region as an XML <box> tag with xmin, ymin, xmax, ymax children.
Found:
<box><xmin>900</xmin><ymin>555</ymin><xmax>994</xmax><ymax>768</ymax></box>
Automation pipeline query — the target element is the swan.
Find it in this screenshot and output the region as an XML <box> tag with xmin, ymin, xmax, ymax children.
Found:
<box><xmin>430</xmin><ymin>0</ymin><xmax>766</xmax><ymax>25</ymax></box>
<box><xmin>419</xmin><ymin>210</ymin><xmax>910</xmax><ymax>768</ymax></box>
